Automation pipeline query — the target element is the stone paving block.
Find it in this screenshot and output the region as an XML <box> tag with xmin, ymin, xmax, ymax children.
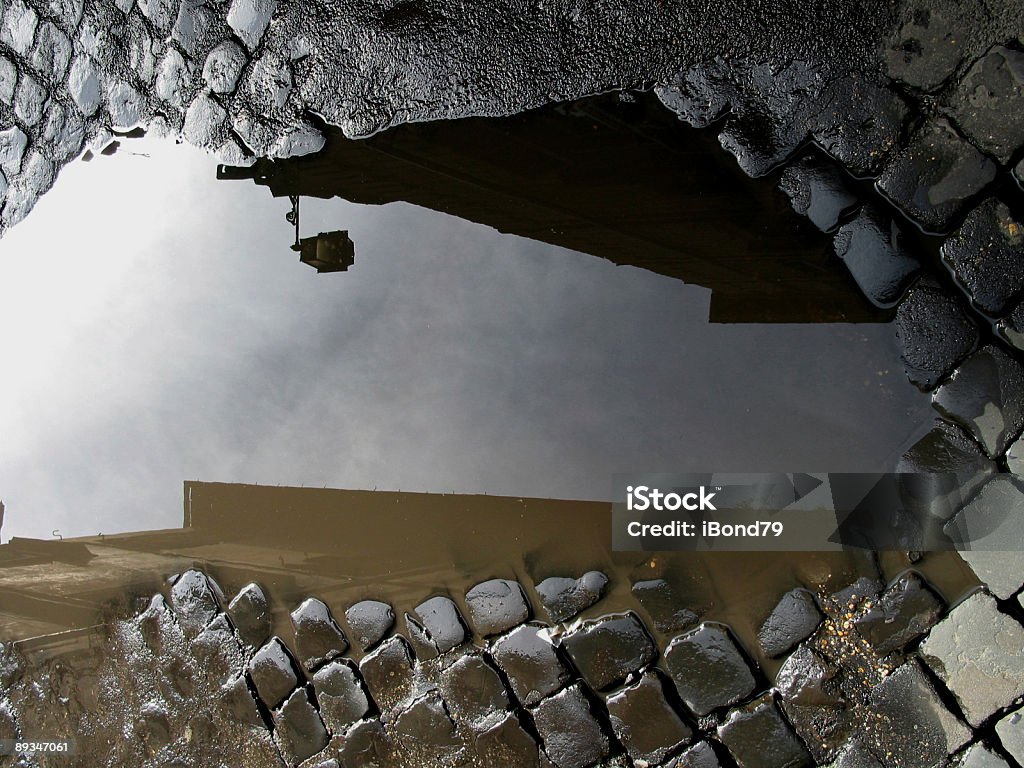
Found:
<box><xmin>192</xmin><ymin>612</ymin><xmax>244</xmax><ymax>686</ymax></box>
<box><xmin>775</xmin><ymin>645</ymin><xmax>850</xmax><ymax>761</ymax></box>
<box><xmin>632</xmin><ymin>578</ymin><xmax>700</xmax><ymax>633</ymax></box>
<box><xmin>337</xmin><ymin>718</ymin><xmax>393</xmax><ymax>766</ymax></box>
<box><xmin>954</xmin><ymin>743</ymin><xmax>1011</xmax><ymax>768</ymax></box>
<box><xmin>718</xmin><ymin>693</ymin><xmax>812</xmax><ymax>768</ymax></box>
<box><xmin>941</xmin><ymin>198</ymin><xmax>1024</xmax><ymax>317</ymax></box>
<box><xmin>881</xmin><ymin>4</ymin><xmax>971</xmax><ymax>91</ymax></box>
<box><xmin>779</xmin><ymin>155</ymin><xmax>859</xmax><ymax>233</ymax></box>
<box><xmin>895</xmin><ymin>280</ymin><xmax>980</xmax><ymax>391</ymax></box>
<box><xmin>949</xmin><ymin>45</ymin><xmax>1024</xmax><ymax>165</ymax></box>
<box><xmin>664</xmin><ymin>622</ymin><xmax>756</xmax><ymax>717</ymax></box>
<box><xmin>290</xmin><ymin>597</ymin><xmax>348</xmax><ymax>673</ymax></box>
<box><xmin>876</xmin><ymin>118</ymin><xmax>997</xmax><ymax>233</ymax></box>
<box><xmin>944</xmin><ymin>475</ymin><xmax>1024</xmax><ymax>599</ymax></box>
<box><xmin>0</xmin><ymin>56</ymin><xmax>15</xmax><ymax>105</ymax></box>
<box><xmin>203</xmin><ymin>40</ymin><xmax>247</xmax><ymax>94</ymax></box>
<box><xmin>932</xmin><ymin>345</ymin><xmax>1024</xmax><ymax>459</ymax></box>
<box><xmin>757</xmin><ymin>588</ymin><xmax>823</xmax><ymax>658</ymax></box>
<box><xmin>183</xmin><ymin>92</ymin><xmax>229</xmax><ymax>148</ymax></box>
<box><xmin>560</xmin><ymin>611</ymin><xmax>656</xmax><ymax>691</ymax></box>
<box><xmin>438</xmin><ymin>652</ymin><xmax>509</xmax><ymax>724</ymax></box>
<box><xmin>809</xmin><ymin>75</ymin><xmax>908</xmax><ymax>176</ymax></box>
<box><xmin>465</xmin><ymin>578</ymin><xmax>530</xmax><ymax>637</ymax></box>
<box><xmin>41</xmin><ymin>101</ymin><xmax>85</xmax><ymax>163</ymax></box>
<box><xmin>14</xmin><ymin>73</ymin><xmax>46</xmax><ymax>127</ymax></box>
<box><xmin>138</xmin><ymin>0</ymin><xmax>176</xmax><ymax>34</ymax></box>
<box><xmin>654</xmin><ymin>59</ymin><xmax>736</xmax><ymax>129</ymax></box>
<box><xmin>666</xmin><ymin>741</ymin><xmax>723</xmax><ymax>768</ymax></box>
<box><xmin>155</xmin><ymin>48</ymin><xmax>194</xmax><ymax>109</ymax></box>
<box><xmin>896</xmin><ymin>419</ymin><xmax>996</xmax><ymax>519</ymax></box>
<box><xmin>825</xmin><ymin>741</ymin><xmax>884</xmax><ymax>768</ymax></box>
<box><xmin>531</xmin><ymin>684</ymin><xmax>609</xmax><ymax>768</ymax></box>
<box><xmin>853</xmin><ymin>571</ymin><xmax>944</xmax><ymax>655</ymax></box>
<box><xmin>172</xmin><ymin>0</ymin><xmax>217</xmax><ymax>57</ymax></box>
<box><xmin>31</xmin><ymin>21</ymin><xmax>72</xmax><ymax>82</ymax></box>
<box><xmin>1</xmin><ymin>0</ymin><xmax>38</xmax><ymax>56</ymax></box>
<box><xmin>919</xmin><ymin>592</ymin><xmax>1024</xmax><ymax>727</ymax></box>
<box><xmin>865</xmin><ymin>659</ymin><xmax>971</xmax><ymax>768</ymax></box>
<box><xmin>345</xmin><ymin>600</ymin><xmax>394</xmax><ymax>651</ymax></box>
<box><xmin>834</xmin><ymin>206</ymin><xmax>919</xmax><ymax>308</ymax></box>
<box><xmin>997</xmin><ymin>302</ymin><xmax>1024</xmax><ymax>354</ymax></box>
<box><xmin>535</xmin><ymin>571</ymin><xmax>607</xmax><ymax>623</ymax></box>
<box><xmin>248</xmin><ymin>636</ymin><xmax>300</xmax><ymax>710</ymax></box>
<box><xmin>606</xmin><ymin>671</ymin><xmax>692</xmax><ymax>765</ymax></box>
<box><xmin>358</xmin><ymin>635</ymin><xmax>415</xmax><ymax>713</ymax></box>
<box><xmin>228</xmin><ymin>0</ymin><xmax>276</xmax><ymax>50</ymax></box>
<box><xmin>227</xmin><ymin>582</ymin><xmax>271</xmax><ymax>649</ymax></box>
<box><xmin>391</xmin><ymin>692</ymin><xmax>459</xmax><ymax>752</ymax></box>
<box><xmin>473</xmin><ymin>712</ymin><xmax>541</xmax><ymax>767</ymax></box>
<box><xmin>995</xmin><ymin>707</ymin><xmax>1024</xmax><ymax>765</ymax></box>
<box><xmin>312</xmin><ymin>660</ymin><xmax>370</xmax><ymax>733</ymax></box>
<box><xmin>68</xmin><ymin>55</ymin><xmax>103</xmax><ymax>117</ymax></box>
<box><xmin>219</xmin><ymin>673</ymin><xmax>264</xmax><ymax>727</ymax></box>
<box><xmin>106</xmin><ymin>80</ymin><xmax>145</xmax><ymax>130</ymax></box>
<box><xmin>273</xmin><ymin>687</ymin><xmax>329</xmax><ymax>766</ymax></box>
<box><xmin>169</xmin><ymin>569</ymin><xmax>223</xmax><ymax>637</ymax></box>
<box><xmin>491</xmin><ymin>623</ymin><xmax>572</xmax><ymax>707</ymax></box>
<box><xmin>406</xmin><ymin>595</ymin><xmax>466</xmax><ymax>659</ymax></box>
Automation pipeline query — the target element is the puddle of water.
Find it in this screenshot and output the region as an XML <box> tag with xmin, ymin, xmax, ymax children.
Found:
<box><xmin>0</xmin><ymin>106</ymin><xmax>933</xmax><ymax>547</ymax></box>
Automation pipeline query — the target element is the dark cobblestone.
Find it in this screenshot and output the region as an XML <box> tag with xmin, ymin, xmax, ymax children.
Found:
<box><xmin>358</xmin><ymin>635</ymin><xmax>415</xmax><ymax>713</ymax></box>
<box><xmin>345</xmin><ymin>599</ymin><xmax>394</xmax><ymax>651</ymax></box>
<box><xmin>438</xmin><ymin>652</ymin><xmax>510</xmax><ymax>724</ymax></box>
<box><xmin>895</xmin><ymin>280</ymin><xmax>980</xmax><ymax>391</ymax></box>
<box><xmin>852</xmin><ymin>571</ymin><xmax>943</xmax><ymax>655</ymax></box>
<box><xmin>757</xmin><ymin>588</ymin><xmax>823</xmax><ymax>658</ymax></box>
<box><xmin>226</xmin><ymin>582</ymin><xmax>272</xmax><ymax>649</ymax></box>
<box><xmin>876</xmin><ymin>118</ymin><xmax>997</xmax><ymax>233</ymax></box>
<box><xmin>247</xmin><ymin>636</ymin><xmax>300</xmax><ymax>710</ymax></box>
<box><xmin>535</xmin><ymin>571</ymin><xmax>607</xmax><ymax>624</ymax></box>
<box><xmin>531</xmin><ymin>683</ymin><xmax>609</xmax><ymax>768</ymax></box>
<box><xmin>632</xmin><ymin>578</ymin><xmax>700</xmax><ymax>633</ymax></box>
<box><xmin>273</xmin><ymin>687</ymin><xmax>329</xmax><ymax>766</ymax></box>
<box><xmin>932</xmin><ymin>344</ymin><xmax>1024</xmax><ymax>458</ymax></box>
<box><xmin>778</xmin><ymin>154</ymin><xmax>859</xmax><ymax>232</ymax></box>
<box><xmin>606</xmin><ymin>671</ymin><xmax>693</xmax><ymax>765</ymax></box>
<box><xmin>465</xmin><ymin>578</ymin><xmax>530</xmax><ymax>638</ymax></box>
<box><xmin>290</xmin><ymin>597</ymin><xmax>348</xmax><ymax>673</ymax></box>
<box><xmin>312</xmin><ymin>659</ymin><xmax>370</xmax><ymax>732</ymax></box>
<box><xmin>996</xmin><ymin>707</ymin><xmax>1024</xmax><ymax>765</ymax></box>
<box><xmin>169</xmin><ymin>568</ymin><xmax>223</xmax><ymax>637</ymax></box>
<box><xmin>949</xmin><ymin>45</ymin><xmax>1024</xmax><ymax>165</ymax></box>
<box><xmin>941</xmin><ymin>197</ymin><xmax>1024</xmax><ymax>317</ymax></box>
<box><xmin>406</xmin><ymin>595</ymin><xmax>466</xmax><ymax>659</ymax></box>
<box><xmin>491</xmin><ymin>623</ymin><xmax>571</xmax><ymax>708</ymax></box>
<box><xmin>718</xmin><ymin>693</ymin><xmax>812</xmax><ymax>768</ymax></box>
<box><xmin>560</xmin><ymin>611</ymin><xmax>656</xmax><ymax>691</ymax></box>
<box><xmin>664</xmin><ymin>622</ymin><xmax>756</xmax><ymax>717</ymax></box>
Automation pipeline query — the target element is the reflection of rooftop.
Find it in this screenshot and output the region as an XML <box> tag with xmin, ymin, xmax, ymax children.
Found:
<box><xmin>218</xmin><ymin>94</ymin><xmax>881</xmax><ymax>323</ymax></box>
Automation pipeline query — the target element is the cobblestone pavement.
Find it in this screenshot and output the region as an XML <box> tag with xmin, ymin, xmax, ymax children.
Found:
<box><xmin>1</xmin><ymin>557</ymin><xmax>1022</xmax><ymax>768</ymax></box>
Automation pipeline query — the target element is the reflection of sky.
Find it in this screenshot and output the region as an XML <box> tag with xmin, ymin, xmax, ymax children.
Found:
<box><xmin>0</xmin><ymin>139</ymin><xmax>933</xmax><ymax>541</ymax></box>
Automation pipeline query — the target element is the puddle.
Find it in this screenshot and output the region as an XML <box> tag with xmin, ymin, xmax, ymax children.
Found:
<box><xmin>0</xmin><ymin>97</ymin><xmax>933</xmax><ymax>550</ymax></box>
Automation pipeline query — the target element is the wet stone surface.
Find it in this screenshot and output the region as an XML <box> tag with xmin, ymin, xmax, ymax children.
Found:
<box><xmin>390</xmin><ymin>692</ymin><xmax>459</xmax><ymax>754</ymax></box>
<box><xmin>895</xmin><ymin>280</ymin><xmax>980</xmax><ymax>391</ymax></box>
<box><xmin>345</xmin><ymin>599</ymin><xmax>394</xmax><ymax>651</ymax></box>
<box><xmin>290</xmin><ymin>597</ymin><xmax>348</xmax><ymax>672</ymax></box>
<box><xmin>833</xmin><ymin>206</ymin><xmax>920</xmax><ymax>308</ymax></box>
<box><xmin>531</xmin><ymin>683</ymin><xmax>609</xmax><ymax>768</ymax></box>
<box><xmin>559</xmin><ymin>611</ymin><xmax>656</xmax><ymax>691</ymax></box>
<box><xmin>311</xmin><ymin>659</ymin><xmax>370</xmax><ymax>732</ymax></box>
<box><xmin>664</xmin><ymin>622</ymin><xmax>756</xmax><ymax>717</ymax></box>
<box><xmin>896</xmin><ymin>418</ymin><xmax>996</xmax><ymax>520</ymax></box>
<box><xmin>491</xmin><ymin>623</ymin><xmax>571</xmax><ymax>708</ymax></box>
<box><xmin>227</xmin><ymin>582</ymin><xmax>271</xmax><ymax>649</ymax></box>
<box><xmin>473</xmin><ymin>712</ymin><xmax>542</xmax><ymax>767</ymax></box>
<box><xmin>337</xmin><ymin>718</ymin><xmax>393</xmax><ymax>767</ymax></box>
<box><xmin>932</xmin><ymin>344</ymin><xmax>1024</xmax><ymax>458</ymax></box>
<box><xmin>948</xmin><ymin>45</ymin><xmax>1024</xmax><ymax>165</ymax></box>
<box><xmin>606</xmin><ymin>671</ymin><xmax>693</xmax><ymax>765</ymax></box>
<box><xmin>852</xmin><ymin>571</ymin><xmax>943</xmax><ymax>655</ymax></box>
<box><xmin>358</xmin><ymin>635</ymin><xmax>415</xmax><ymax>713</ymax></box>
<box><xmin>775</xmin><ymin>645</ymin><xmax>850</xmax><ymax>761</ymax></box>
<box><xmin>864</xmin><ymin>659</ymin><xmax>971</xmax><ymax>768</ymax></box>
<box><xmin>668</xmin><ymin>741</ymin><xmax>724</xmax><ymax>768</ymax></box>
<box><xmin>876</xmin><ymin>118</ymin><xmax>997</xmax><ymax>233</ymax></box>
<box><xmin>169</xmin><ymin>568</ymin><xmax>223</xmax><ymax>637</ymax></box>
<box><xmin>757</xmin><ymin>588</ymin><xmax>823</xmax><ymax>658</ymax></box>
<box><xmin>464</xmin><ymin>578</ymin><xmax>530</xmax><ymax>637</ymax></box>
<box><xmin>919</xmin><ymin>591</ymin><xmax>1024</xmax><ymax>727</ymax></box>
<box><xmin>997</xmin><ymin>301</ymin><xmax>1024</xmax><ymax>353</ymax></box>
<box><xmin>273</xmin><ymin>687</ymin><xmax>329</xmax><ymax>766</ymax></box>
<box><xmin>438</xmin><ymin>652</ymin><xmax>509</xmax><ymax>725</ymax></box>
<box><xmin>996</xmin><ymin>707</ymin><xmax>1024</xmax><ymax>764</ymax></box>
<box><xmin>944</xmin><ymin>475</ymin><xmax>1024</xmax><ymax>599</ymax></box>
<box><xmin>247</xmin><ymin>636</ymin><xmax>300</xmax><ymax>710</ymax></box>
<box><xmin>220</xmin><ymin>673</ymin><xmax>264</xmax><ymax>727</ymax></box>
<box><xmin>535</xmin><ymin>571</ymin><xmax>607</xmax><ymax>624</ymax></box>
<box><xmin>941</xmin><ymin>198</ymin><xmax>1024</xmax><ymax>317</ymax></box>
<box><xmin>632</xmin><ymin>578</ymin><xmax>700</xmax><ymax>633</ymax></box>
<box><xmin>406</xmin><ymin>595</ymin><xmax>466</xmax><ymax>659</ymax></box>
<box><xmin>778</xmin><ymin>155</ymin><xmax>859</xmax><ymax>233</ymax></box>
<box><xmin>954</xmin><ymin>743</ymin><xmax>1012</xmax><ymax>768</ymax></box>
<box><xmin>717</xmin><ymin>693</ymin><xmax>812</xmax><ymax>768</ymax></box>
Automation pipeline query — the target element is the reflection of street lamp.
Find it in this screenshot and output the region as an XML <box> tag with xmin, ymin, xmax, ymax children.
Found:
<box><xmin>286</xmin><ymin>196</ymin><xmax>356</xmax><ymax>273</ymax></box>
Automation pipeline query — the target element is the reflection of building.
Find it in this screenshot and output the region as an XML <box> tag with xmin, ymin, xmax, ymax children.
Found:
<box><xmin>218</xmin><ymin>94</ymin><xmax>881</xmax><ymax>323</ymax></box>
